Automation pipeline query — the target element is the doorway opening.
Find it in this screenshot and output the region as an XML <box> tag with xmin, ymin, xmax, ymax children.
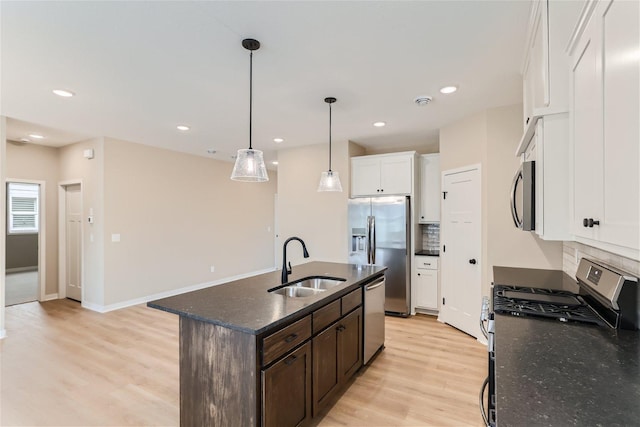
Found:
<box><xmin>5</xmin><ymin>180</ymin><xmax>45</xmax><ymax>306</ymax></box>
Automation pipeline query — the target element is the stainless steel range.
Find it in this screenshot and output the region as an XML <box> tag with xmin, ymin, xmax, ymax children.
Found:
<box><xmin>479</xmin><ymin>258</ymin><xmax>640</xmax><ymax>427</ymax></box>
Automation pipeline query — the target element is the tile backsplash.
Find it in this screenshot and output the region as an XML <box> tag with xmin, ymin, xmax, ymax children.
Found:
<box><xmin>421</xmin><ymin>223</ymin><xmax>440</xmax><ymax>252</ymax></box>
<box><xmin>563</xmin><ymin>241</ymin><xmax>640</xmax><ymax>277</ymax></box>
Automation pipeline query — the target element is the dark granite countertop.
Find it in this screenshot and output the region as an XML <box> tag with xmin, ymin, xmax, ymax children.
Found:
<box><xmin>492</xmin><ymin>266</ymin><xmax>640</xmax><ymax>426</ymax></box>
<box><xmin>415</xmin><ymin>250</ymin><xmax>440</xmax><ymax>257</ymax></box>
<box><xmin>148</xmin><ymin>261</ymin><xmax>386</xmax><ymax>335</ymax></box>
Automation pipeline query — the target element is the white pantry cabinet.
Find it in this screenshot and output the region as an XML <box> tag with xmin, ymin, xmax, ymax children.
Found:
<box><xmin>419</xmin><ymin>154</ymin><xmax>440</xmax><ymax>223</ymax></box>
<box><xmin>413</xmin><ymin>255</ymin><xmax>439</xmax><ymax>312</ymax></box>
<box><xmin>351</xmin><ymin>152</ymin><xmax>415</xmax><ymax>197</ymax></box>
<box><xmin>569</xmin><ymin>0</ymin><xmax>640</xmax><ymax>258</ymax></box>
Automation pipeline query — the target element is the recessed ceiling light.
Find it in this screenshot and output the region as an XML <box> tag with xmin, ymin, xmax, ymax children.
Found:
<box><xmin>28</xmin><ymin>133</ymin><xmax>44</xmax><ymax>139</ymax></box>
<box><xmin>20</xmin><ymin>138</ymin><xmax>31</xmax><ymax>143</ymax></box>
<box><xmin>52</xmin><ymin>89</ymin><xmax>75</xmax><ymax>97</ymax></box>
<box><xmin>272</xmin><ymin>161</ymin><xmax>279</xmax><ymax>165</ymax></box>
<box><xmin>373</xmin><ymin>121</ymin><xmax>386</xmax><ymax>127</ymax></box>
<box><xmin>440</xmin><ymin>85</ymin><xmax>458</xmax><ymax>94</ymax></box>
<box><xmin>273</xmin><ymin>137</ymin><xmax>284</xmax><ymax>143</ymax></box>
<box><xmin>176</xmin><ymin>125</ymin><xmax>190</xmax><ymax>131</ymax></box>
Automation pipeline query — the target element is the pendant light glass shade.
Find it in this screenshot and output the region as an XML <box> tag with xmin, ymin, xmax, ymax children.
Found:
<box><xmin>317</xmin><ymin>170</ymin><xmax>343</xmax><ymax>192</ymax></box>
<box><xmin>231</xmin><ymin>148</ymin><xmax>268</xmax><ymax>181</ymax></box>
<box><xmin>318</xmin><ymin>97</ymin><xmax>343</xmax><ymax>192</ymax></box>
<box><xmin>231</xmin><ymin>38</ymin><xmax>269</xmax><ymax>182</ymax></box>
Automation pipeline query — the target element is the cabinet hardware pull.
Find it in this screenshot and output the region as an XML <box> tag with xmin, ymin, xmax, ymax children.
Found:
<box><xmin>284</xmin><ymin>355</ymin><xmax>297</xmax><ymax>365</ymax></box>
<box><xmin>284</xmin><ymin>333</ymin><xmax>298</xmax><ymax>343</ymax></box>
<box><xmin>337</xmin><ymin>325</ymin><xmax>346</xmax><ymax>332</ymax></box>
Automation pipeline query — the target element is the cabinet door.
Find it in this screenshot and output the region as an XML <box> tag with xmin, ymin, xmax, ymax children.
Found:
<box><xmin>599</xmin><ymin>0</ymin><xmax>639</xmax><ymax>250</ymax></box>
<box><xmin>419</xmin><ymin>154</ymin><xmax>441</xmax><ymax>223</ymax></box>
<box><xmin>415</xmin><ymin>269</ymin><xmax>438</xmax><ymax>310</ymax></box>
<box><xmin>572</xmin><ymin>21</ymin><xmax>603</xmax><ymax>240</ymax></box>
<box><xmin>262</xmin><ymin>342</ymin><xmax>312</xmax><ymax>427</ymax></box>
<box><xmin>312</xmin><ymin>325</ymin><xmax>339</xmax><ymax>415</ymax></box>
<box><xmin>380</xmin><ymin>155</ymin><xmax>413</xmax><ymax>195</ymax></box>
<box><xmin>351</xmin><ymin>157</ymin><xmax>381</xmax><ymax>196</ymax></box>
<box><xmin>337</xmin><ymin>307</ymin><xmax>363</xmax><ymax>384</ymax></box>
<box><xmin>523</xmin><ymin>0</ymin><xmax>549</xmax><ymax>127</ymax></box>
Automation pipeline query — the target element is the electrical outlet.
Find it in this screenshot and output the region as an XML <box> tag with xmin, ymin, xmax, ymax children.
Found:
<box><xmin>210</xmin><ymin>266</ymin><xmax>215</xmax><ymax>273</ymax></box>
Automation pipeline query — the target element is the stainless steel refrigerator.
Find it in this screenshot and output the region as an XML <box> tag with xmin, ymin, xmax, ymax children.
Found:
<box><xmin>348</xmin><ymin>196</ymin><xmax>411</xmax><ymax>316</ymax></box>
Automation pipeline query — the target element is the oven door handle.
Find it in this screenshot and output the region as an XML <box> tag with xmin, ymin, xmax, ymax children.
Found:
<box><xmin>479</xmin><ymin>376</ymin><xmax>490</xmax><ymax>427</ymax></box>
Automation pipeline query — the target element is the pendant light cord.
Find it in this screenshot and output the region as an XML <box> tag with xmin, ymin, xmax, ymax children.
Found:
<box><xmin>328</xmin><ymin>102</ymin><xmax>332</xmax><ymax>172</ymax></box>
<box><xmin>249</xmin><ymin>50</ymin><xmax>253</xmax><ymax>150</ymax></box>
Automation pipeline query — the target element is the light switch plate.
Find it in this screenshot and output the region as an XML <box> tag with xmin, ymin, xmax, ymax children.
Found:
<box><xmin>111</xmin><ymin>234</ymin><xmax>121</xmax><ymax>242</ymax></box>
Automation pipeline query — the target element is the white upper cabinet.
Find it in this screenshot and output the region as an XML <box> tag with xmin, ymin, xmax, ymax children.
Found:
<box><xmin>569</xmin><ymin>0</ymin><xmax>640</xmax><ymax>258</ymax></box>
<box><xmin>351</xmin><ymin>152</ymin><xmax>415</xmax><ymax>197</ymax></box>
<box><xmin>419</xmin><ymin>154</ymin><xmax>440</xmax><ymax>223</ymax></box>
<box><xmin>522</xmin><ymin>0</ymin><xmax>549</xmax><ymax>127</ymax></box>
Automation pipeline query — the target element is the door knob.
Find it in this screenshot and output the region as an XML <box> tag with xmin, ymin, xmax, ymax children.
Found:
<box><xmin>469</xmin><ymin>259</ymin><xmax>477</xmax><ymax>265</ymax></box>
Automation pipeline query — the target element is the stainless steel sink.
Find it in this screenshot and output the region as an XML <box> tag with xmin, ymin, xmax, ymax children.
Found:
<box><xmin>271</xmin><ymin>286</ymin><xmax>326</xmax><ymax>298</ymax></box>
<box><xmin>288</xmin><ymin>277</ymin><xmax>346</xmax><ymax>290</ymax></box>
<box><xmin>268</xmin><ymin>276</ymin><xmax>346</xmax><ymax>297</ymax></box>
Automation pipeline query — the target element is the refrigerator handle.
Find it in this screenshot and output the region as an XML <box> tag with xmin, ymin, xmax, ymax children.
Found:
<box><xmin>366</xmin><ymin>216</ymin><xmax>371</xmax><ymax>264</ymax></box>
<box><xmin>370</xmin><ymin>216</ymin><xmax>376</xmax><ymax>264</ymax></box>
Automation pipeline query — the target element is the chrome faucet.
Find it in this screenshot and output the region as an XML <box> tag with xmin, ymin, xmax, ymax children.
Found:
<box><xmin>281</xmin><ymin>237</ymin><xmax>310</xmax><ymax>283</ymax></box>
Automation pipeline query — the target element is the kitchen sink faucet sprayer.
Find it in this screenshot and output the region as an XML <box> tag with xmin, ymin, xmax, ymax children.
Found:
<box><xmin>281</xmin><ymin>237</ymin><xmax>310</xmax><ymax>283</ymax></box>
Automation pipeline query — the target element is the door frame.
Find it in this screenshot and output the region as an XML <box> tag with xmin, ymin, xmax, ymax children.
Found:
<box><xmin>5</xmin><ymin>178</ymin><xmax>47</xmax><ymax>302</ymax></box>
<box><xmin>58</xmin><ymin>180</ymin><xmax>83</xmax><ymax>300</ymax></box>
<box><xmin>438</xmin><ymin>163</ymin><xmax>483</xmax><ymax>340</ymax></box>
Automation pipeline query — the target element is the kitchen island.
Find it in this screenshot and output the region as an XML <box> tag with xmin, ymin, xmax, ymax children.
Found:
<box><xmin>149</xmin><ymin>261</ymin><xmax>386</xmax><ymax>427</ymax></box>
<box><xmin>492</xmin><ymin>267</ymin><xmax>640</xmax><ymax>426</ymax></box>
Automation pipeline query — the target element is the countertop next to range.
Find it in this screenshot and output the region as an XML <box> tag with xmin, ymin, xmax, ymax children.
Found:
<box><xmin>148</xmin><ymin>261</ymin><xmax>386</xmax><ymax>336</ymax></box>
<box><xmin>492</xmin><ymin>266</ymin><xmax>640</xmax><ymax>427</ymax></box>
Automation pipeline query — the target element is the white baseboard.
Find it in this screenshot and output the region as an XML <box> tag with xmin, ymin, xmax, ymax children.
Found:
<box><xmin>0</xmin><ymin>329</ymin><xmax>6</xmax><ymax>339</ymax></box>
<box><xmin>81</xmin><ymin>267</ymin><xmax>277</xmax><ymax>314</ymax></box>
<box><xmin>6</xmin><ymin>266</ymin><xmax>38</xmax><ymax>274</ymax></box>
<box><xmin>43</xmin><ymin>293</ymin><xmax>59</xmax><ymax>301</ymax></box>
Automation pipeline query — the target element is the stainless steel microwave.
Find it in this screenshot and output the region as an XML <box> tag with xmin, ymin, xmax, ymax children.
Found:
<box><xmin>510</xmin><ymin>161</ymin><xmax>535</xmax><ymax>231</ymax></box>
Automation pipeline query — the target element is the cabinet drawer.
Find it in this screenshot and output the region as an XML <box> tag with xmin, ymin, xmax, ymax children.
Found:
<box><xmin>341</xmin><ymin>288</ymin><xmax>362</xmax><ymax>315</ymax></box>
<box><xmin>262</xmin><ymin>315</ymin><xmax>311</xmax><ymax>366</ymax></box>
<box><xmin>415</xmin><ymin>257</ymin><xmax>439</xmax><ymax>270</ymax></box>
<box><xmin>313</xmin><ymin>299</ymin><xmax>341</xmax><ymax>334</ymax></box>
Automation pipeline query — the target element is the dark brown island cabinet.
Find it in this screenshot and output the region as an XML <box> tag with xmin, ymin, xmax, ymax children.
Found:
<box><xmin>148</xmin><ymin>262</ymin><xmax>385</xmax><ymax>427</ymax></box>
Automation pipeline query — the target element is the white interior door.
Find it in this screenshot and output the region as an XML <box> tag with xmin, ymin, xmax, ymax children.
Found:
<box><xmin>65</xmin><ymin>184</ymin><xmax>82</xmax><ymax>301</ymax></box>
<box><xmin>439</xmin><ymin>166</ymin><xmax>481</xmax><ymax>338</ymax></box>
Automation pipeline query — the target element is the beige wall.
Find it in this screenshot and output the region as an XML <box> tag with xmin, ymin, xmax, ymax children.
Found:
<box><xmin>59</xmin><ymin>138</ymin><xmax>106</xmax><ymax>307</ymax></box>
<box><xmin>277</xmin><ymin>139</ymin><xmax>353</xmax><ymax>269</ymax></box>
<box><xmin>1</xmin><ymin>116</ymin><xmax>7</xmax><ymax>336</ymax></box>
<box><xmin>6</xmin><ymin>141</ymin><xmax>60</xmax><ymax>294</ymax></box>
<box><xmin>102</xmin><ymin>138</ymin><xmax>277</xmax><ymax>305</ymax></box>
<box><xmin>440</xmin><ymin>104</ymin><xmax>563</xmax><ymax>296</ymax></box>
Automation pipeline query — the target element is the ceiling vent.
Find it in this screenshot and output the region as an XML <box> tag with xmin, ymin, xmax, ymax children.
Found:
<box><xmin>414</xmin><ymin>96</ymin><xmax>433</xmax><ymax>106</ymax></box>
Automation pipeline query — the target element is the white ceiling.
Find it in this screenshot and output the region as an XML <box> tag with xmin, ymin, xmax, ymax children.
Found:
<box><xmin>1</xmin><ymin>1</ymin><xmax>531</xmax><ymax>165</ymax></box>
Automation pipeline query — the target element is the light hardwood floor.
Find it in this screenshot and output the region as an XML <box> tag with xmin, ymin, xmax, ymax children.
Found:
<box><xmin>0</xmin><ymin>300</ymin><xmax>486</xmax><ymax>426</ymax></box>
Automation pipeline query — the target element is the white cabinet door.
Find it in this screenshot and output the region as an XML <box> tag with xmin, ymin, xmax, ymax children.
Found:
<box><xmin>351</xmin><ymin>157</ymin><xmax>381</xmax><ymax>197</ymax></box>
<box><xmin>419</xmin><ymin>154</ymin><xmax>441</xmax><ymax>223</ymax></box>
<box><xmin>414</xmin><ymin>269</ymin><xmax>438</xmax><ymax>311</ymax></box>
<box><xmin>572</xmin><ymin>20</ymin><xmax>603</xmax><ymax>241</ymax></box>
<box><xmin>599</xmin><ymin>0</ymin><xmax>639</xmax><ymax>250</ymax></box>
<box><xmin>571</xmin><ymin>0</ymin><xmax>639</xmax><ymax>255</ymax></box>
<box><xmin>522</xmin><ymin>0</ymin><xmax>549</xmax><ymax>128</ymax></box>
<box><xmin>379</xmin><ymin>155</ymin><xmax>412</xmax><ymax>195</ymax></box>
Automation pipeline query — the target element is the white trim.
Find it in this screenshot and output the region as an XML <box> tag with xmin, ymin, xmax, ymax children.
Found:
<box><xmin>43</xmin><ymin>293</ymin><xmax>59</xmax><ymax>301</ymax></box>
<box><xmin>6</xmin><ymin>178</ymin><xmax>46</xmax><ymax>302</ymax></box>
<box><xmin>0</xmin><ymin>329</ymin><xmax>6</xmax><ymax>339</ymax></box>
<box><xmin>6</xmin><ymin>266</ymin><xmax>37</xmax><ymax>273</ymax></box>
<box><xmin>81</xmin><ymin>267</ymin><xmax>277</xmax><ymax>313</ymax></box>
<box><xmin>566</xmin><ymin>0</ymin><xmax>598</xmax><ymax>55</ymax></box>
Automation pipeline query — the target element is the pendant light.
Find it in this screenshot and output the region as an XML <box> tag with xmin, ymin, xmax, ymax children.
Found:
<box><xmin>317</xmin><ymin>97</ymin><xmax>343</xmax><ymax>192</ymax></box>
<box><xmin>231</xmin><ymin>38</ymin><xmax>269</xmax><ymax>182</ymax></box>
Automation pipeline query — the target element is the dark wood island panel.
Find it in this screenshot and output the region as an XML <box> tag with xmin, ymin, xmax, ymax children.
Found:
<box><xmin>180</xmin><ymin>316</ymin><xmax>259</xmax><ymax>426</ymax></box>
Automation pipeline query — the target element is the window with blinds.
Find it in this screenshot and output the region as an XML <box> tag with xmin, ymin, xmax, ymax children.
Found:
<box><xmin>8</xmin><ymin>183</ymin><xmax>39</xmax><ymax>234</ymax></box>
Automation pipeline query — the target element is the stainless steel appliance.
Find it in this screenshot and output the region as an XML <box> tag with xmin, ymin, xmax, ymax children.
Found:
<box><xmin>363</xmin><ymin>275</ymin><xmax>385</xmax><ymax>364</ymax></box>
<box><xmin>510</xmin><ymin>160</ymin><xmax>535</xmax><ymax>231</ymax></box>
<box><xmin>348</xmin><ymin>196</ymin><xmax>411</xmax><ymax>316</ymax></box>
<box><xmin>480</xmin><ymin>258</ymin><xmax>640</xmax><ymax>426</ymax></box>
